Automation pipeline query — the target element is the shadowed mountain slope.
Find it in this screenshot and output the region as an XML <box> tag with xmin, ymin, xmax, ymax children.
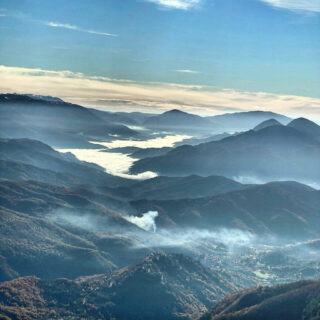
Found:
<box><xmin>0</xmin><ymin>138</ymin><xmax>131</xmax><ymax>187</ymax></box>
<box><xmin>0</xmin><ymin>94</ymin><xmax>136</xmax><ymax>147</ymax></box>
<box><xmin>0</xmin><ymin>159</ymin><xmax>82</xmax><ymax>187</ymax></box>
<box><xmin>199</xmin><ymin>279</ymin><xmax>320</xmax><ymax>320</ymax></box>
<box><xmin>111</xmin><ymin>175</ymin><xmax>247</xmax><ymax>200</ymax></box>
<box><xmin>131</xmin><ymin>181</ymin><xmax>320</xmax><ymax>240</ymax></box>
<box><xmin>89</xmin><ymin>108</ymin><xmax>138</xmax><ymax>125</ymax></box>
<box><xmin>115</xmin><ymin>111</ymin><xmax>155</xmax><ymax>124</ymax></box>
<box><xmin>0</xmin><ymin>180</ymin><xmax>151</xmax><ymax>281</ymax></box>
<box><xmin>288</xmin><ymin>117</ymin><xmax>320</xmax><ymax>141</ymax></box>
<box><xmin>0</xmin><ymin>253</ymin><xmax>238</xmax><ymax>320</ymax></box>
<box><xmin>131</xmin><ymin>125</ymin><xmax>320</xmax><ymax>184</ymax></box>
<box><xmin>131</xmin><ymin>146</ymin><xmax>172</xmax><ymax>159</ymax></box>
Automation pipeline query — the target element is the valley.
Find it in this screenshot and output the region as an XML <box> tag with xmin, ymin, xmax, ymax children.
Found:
<box><xmin>0</xmin><ymin>94</ymin><xmax>319</xmax><ymax>320</ymax></box>
<box><xmin>1</xmin><ymin>0</ymin><xmax>319</xmax><ymax>318</ymax></box>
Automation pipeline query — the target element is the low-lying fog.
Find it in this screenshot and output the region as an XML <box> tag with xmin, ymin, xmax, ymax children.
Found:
<box><xmin>48</xmin><ymin>208</ymin><xmax>320</xmax><ymax>285</ymax></box>
<box><xmin>49</xmin><ymin>208</ymin><xmax>257</xmax><ymax>249</ymax></box>
<box><xmin>58</xmin><ymin>134</ymin><xmax>189</xmax><ymax>179</ymax></box>
<box><xmin>91</xmin><ymin>134</ymin><xmax>190</xmax><ymax>149</ymax></box>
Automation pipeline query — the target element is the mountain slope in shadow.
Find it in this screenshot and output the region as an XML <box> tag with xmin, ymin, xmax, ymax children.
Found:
<box><xmin>0</xmin><ymin>253</ymin><xmax>237</xmax><ymax>320</ymax></box>
<box><xmin>0</xmin><ymin>94</ymin><xmax>137</xmax><ymax>147</ymax></box>
<box><xmin>0</xmin><ymin>138</ymin><xmax>131</xmax><ymax>187</ymax></box>
<box><xmin>131</xmin><ymin>124</ymin><xmax>320</xmax><ymax>184</ymax></box>
<box><xmin>0</xmin><ymin>180</ymin><xmax>151</xmax><ymax>281</ymax></box>
<box><xmin>288</xmin><ymin>117</ymin><xmax>320</xmax><ymax>141</ymax></box>
<box><xmin>199</xmin><ymin>279</ymin><xmax>320</xmax><ymax>320</ymax></box>
<box><xmin>131</xmin><ymin>181</ymin><xmax>320</xmax><ymax>240</ymax></box>
<box><xmin>109</xmin><ymin>175</ymin><xmax>248</xmax><ymax>200</ymax></box>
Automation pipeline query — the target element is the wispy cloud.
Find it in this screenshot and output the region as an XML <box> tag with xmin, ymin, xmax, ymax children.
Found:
<box><xmin>0</xmin><ymin>65</ymin><xmax>320</xmax><ymax>119</ymax></box>
<box><xmin>176</xmin><ymin>69</ymin><xmax>200</xmax><ymax>74</ymax></box>
<box><xmin>260</xmin><ymin>0</ymin><xmax>320</xmax><ymax>13</ymax></box>
<box><xmin>145</xmin><ymin>0</ymin><xmax>201</xmax><ymax>10</ymax></box>
<box><xmin>45</xmin><ymin>22</ymin><xmax>117</xmax><ymax>37</ymax></box>
<box><xmin>0</xmin><ymin>8</ymin><xmax>117</xmax><ymax>36</ymax></box>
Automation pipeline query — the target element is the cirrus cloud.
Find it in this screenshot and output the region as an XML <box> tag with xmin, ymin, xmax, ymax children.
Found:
<box><xmin>260</xmin><ymin>0</ymin><xmax>320</xmax><ymax>12</ymax></box>
<box><xmin>45</xmin><ymin>21</ymin><xmax>117</xmax><ymax>37</ymax></box>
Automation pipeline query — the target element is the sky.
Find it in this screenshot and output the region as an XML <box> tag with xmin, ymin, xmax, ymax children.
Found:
<box><xmin>0</xmin><ymin>0</ymin><xmax>319</xmax><ymax>117</ymax></box>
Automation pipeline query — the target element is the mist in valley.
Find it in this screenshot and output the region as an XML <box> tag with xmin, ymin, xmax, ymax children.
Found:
<box><xmin>1</xmin><ymin>0</ymin><xmax>320</xmax><ymax>317</ymax></box>
<box><xmin>45</xmin><ymin>203</ymin><xmax>320</xmax><ymax>290</ymax></box>
<box><xmin>57</xmin><ymin>134</ymin><xmax>190</xmax><ymax>180</ymax></box>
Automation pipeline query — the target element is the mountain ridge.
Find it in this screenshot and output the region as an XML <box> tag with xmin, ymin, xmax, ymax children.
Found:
<box><xmin>130</xmin><ymin>124</ymin><xmax>320</xmax><ymax>184</ymax></box>
<box><xmin>0</xmin><ymin>93</ymin><xmax>137</xmax><ymax>147</ymax></box>
<box><xmin>199</xmin><ymin>279</ymin><xmax>320</xmax><ymax>320</ymax></box>
<box><xmin>130</xmin><ymin>181</ymin><xmax>320</xmax><ymax>240</ymax></box>
<box><xmin>0</xmin><ymin>253</ymin><xmax>237</xmax><ymax>320</ymax></box>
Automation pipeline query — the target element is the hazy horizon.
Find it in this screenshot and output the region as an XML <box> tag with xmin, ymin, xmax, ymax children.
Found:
<box><xmin>1</xmin><ymin>0</ymin><xmax>319</xmax><ymax>119</ymax></box>
<box><xmin>1</xmin><ymin>1</ymin><xmax>320</xmax><ymax>320</ymax></box>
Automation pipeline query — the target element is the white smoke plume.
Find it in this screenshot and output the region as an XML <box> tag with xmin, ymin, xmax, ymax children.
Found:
<box><xmin>126</xmin><ymin>211</ymin><xmax>159</xmax><ymax>232</ymax></box>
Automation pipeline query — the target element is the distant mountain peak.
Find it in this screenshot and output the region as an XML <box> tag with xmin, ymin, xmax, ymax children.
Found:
<box><xmin>254</xmin><ymin>118</ymin><xmax>283</xmax><ymax>131</ymax></box>
<box><xmin>288</xmin><ymin>117</ymin><xmax>320</xmax><ymax>140</ymax></box>
<box><xmin>289</xmin><ymin>117</ymin><xmax>318</xmax><ymax>126</ymax></box>
<box><xmin>143</xmin><ymin>108</ymin><xmax>216</xmax><ymax>133</ymax></box>
<box><xmin>163</xmin><ymin>109</ymin><xmax>189</xmax><ymax>115</ymax></box>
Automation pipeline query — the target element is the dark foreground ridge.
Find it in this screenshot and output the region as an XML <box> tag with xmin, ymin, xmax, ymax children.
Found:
<box><xmin>0</xmin><ymin>253</ymin><xmax>237</xmax><ymax>320</ymax></box>
<box><xmin>200</xmin><ymin>279</ymin><xmax>320</xmax><ymax>320</ymax></box>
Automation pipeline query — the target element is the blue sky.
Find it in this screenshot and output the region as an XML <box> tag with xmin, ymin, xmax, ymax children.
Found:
<box><xmin>0</xmin><ymin>0</ymin><xmax>319</xmax><ymax>117</ymax></box>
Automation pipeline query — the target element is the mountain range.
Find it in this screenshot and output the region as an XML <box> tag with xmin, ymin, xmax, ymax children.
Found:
<box><xmin>207</xmin><ymin>110</ymin><xmax>291</xmax><ymax>132</ymax></box>
<box><xmin>1</xmin><ymin>255</ymin><xmax>319</xmax><ymax>320</ymax></box>
<box><xmin>131</xmin><ymin>120</ymin><xmax>320</xmax><ymax>185</ymax></box>
<box><xmin>141</xmin><ymin>109</ymin><xmax>292</xmax><ymax>134</ymax></box>
<box><xmin>0</xmin><ymin>179</ymin><xmax>151</xmax><ymax>281</ymax></box>
<box><xmin>131</xmin><ymin>181</ymin><xmax>320</xmax><ymax>240</ymax></box>
<box><xmin>0</xmin><ymin>94</ymin><xmax>137</xmax><ymax>148</ymax></box>
<box><xmin>1</xmin><ymin>93</ymin><xmax>320</xmax><ymax>320</ymax></box>
<box><xmin>0</xmin><ymin>138</ymin><xmax>130</xmax><ymax>187</ymax></box>
<box><xmin>109</xmin><ymin>175</ymin><xmax>247</xmax><ymax>200</ymax></box>
<box><xmin>142</xmin><ymin>109</ymin><xmax>220</xmax><ymax>134</ymax></box>
<box><xmin>0</xmin><ymin>253</ymin><xmax>237</xmax><ymax>320</ymax></box>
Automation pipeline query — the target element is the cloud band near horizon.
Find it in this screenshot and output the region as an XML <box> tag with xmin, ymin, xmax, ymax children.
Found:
<box><xmin>0</xmin><ymin>65</ymin><xmax>319</xmax><ymax>119</ymax></box>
